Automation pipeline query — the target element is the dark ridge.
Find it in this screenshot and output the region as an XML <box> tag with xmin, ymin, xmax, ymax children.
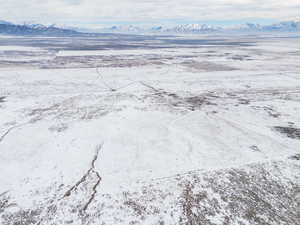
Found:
<box><xmin>0</xmin><ymin>24</ymin><xmax>85</xmax><ymax>37</ymax></box>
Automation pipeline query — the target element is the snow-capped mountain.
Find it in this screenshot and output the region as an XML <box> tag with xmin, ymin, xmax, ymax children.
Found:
<box><xmin>263</xmin><ymin>21</ymin><xmax>300</xmax><ymax>32</ymax></box>
<box><xmin>225</xmin><ymin>23</ymin><xmax>262</xmax><ymax>32</ymax></box>
<box><xmin>0</xmin><ymin>20</ymin><xmax>13</xmax><ymax>25</ymax></box>
<box><xmin>97</xmin><ymin>21</ymin><xmax>300</xmax><ymax>34</ymax></box>
<box><xmin>0</xmin><ymin>22</ymin><xmax>83</xmax><ymax>36</ymax></box>
<box><xmin>99</xmin><ymin>25</ymin><xmax>146</xmax><ymax>33</ymax></box>
<box><xmin>227</xmin><ymin>21</ymin><xmax>300</xmax><ymax>32</ymax></box>
<box><xmin>1</xmin><ymin>19</ymin><xmax>300</xmax><ymax>36</ymax></box>
<box><xmin>98</xmin><ymin>24</ymin><xmax>222</xmax><ymax>34</ymax></box>
<box><xmin>226</xmin><ymin>21</ymin><xmax>300</xmax><ymax>33</ymax></box>
<box><xmin>164</xmin><ymin>24</ymin><xmax>221</xmax><ymax>33</ymax></box>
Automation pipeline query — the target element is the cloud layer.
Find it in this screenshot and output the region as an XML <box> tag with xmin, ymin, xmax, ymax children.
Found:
<box><xmin>1</xmin><ymin>0</ymin><xmax>300</xmax><ymax>27</ymax></box>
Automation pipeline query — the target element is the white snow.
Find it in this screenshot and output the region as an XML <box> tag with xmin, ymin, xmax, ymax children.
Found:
<box><xmin>0</xmin><ymin>35</ymin><xmax>299</xmax><ymax>225</ymax></box>
<box><xmin>0</xmin><ymin>45</ymin><xmax>45</xmax><ymax>51</ymax></box>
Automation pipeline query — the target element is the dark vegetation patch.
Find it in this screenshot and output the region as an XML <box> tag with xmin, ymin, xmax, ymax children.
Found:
<box><xmin>0</xmin><ymin>52</ymin><xmax>199</xmax><ymax>69</ymax></box>
<box><xmin>48</xmin><ymin>123</ymin><xmax>69</xmax><ymax>133</ymax></box>
<box><xmin>228</xmin><ymin>87</ymin><xmax>300</xmax><ymax>103</ymax></box>
<box><xmin>238</xmin><ymin>98</ymin><xmax>250</xmax><ymax>105</ymax></box>
<box><xmin>177</xmin><ymin>162</ymin><xmax>300</xmax><ymax>225</ymax></box>
<box><xmin>1</xmin><ymin>162</ymin><xmax>298</xmax><ymax>225</ymax></box>
<box><xmin>230</xmin><ymin>55</ymin><xmax>253</xmax><ymax>61</ymax></box>
<box><xmin>0</xmin><ymin>192</ymin><xmax>41</xmax><ymax>225</ymax></box>
<box><xmin>274</xmin><ymin>126</ymin><xmax>300</xmax><ymax>139</ymax></box>
<box><xmin>180</xmin><ymin>60</ymin><xmax>236</xmax><ymax>72</ymax></box>
<box><xmin>289</xmin><ymin>154</ymin><xmax>300</xmax><ymax>160</ymax></box>
<box><xmin>124</xmin><ymin>198</ymin><xmax>147</xmax><ymax>217</ymax></box>
<box><xmin>2</xmin><ymin>208</ymin><xmax>42</xmax><ymax>225</ymax></box>
<box><xmin>141</xmin><ymin>82</ymin><xmax>217</xmax><ymax>112</ymax></box>
<box><xmin>0</xmin><ymin>193</ymin><xmax>15</xmax><ymax>214</ymax></box>
<box><xmin>251</xmin><ymin>105</ymin><xmax>282</xmax><ymax>118</ymax></box>
<box><xmin>249</xmin><ymin>145</ymin><xmax>261</xmax><ymax>152</ymax></box>
<box><xmin>26</xmin><ymin>96</ymin><xmax>114</xmax><ymax>124</ymax></box>
<box><xmin>0</xmin><ymin>36</ymin><xmax>252</xmax><ymax>54</ymax></box>
<box><xmin>40</xmin><ymin>55</ymin><xmax>165</xmax><ymax>69</ymax></box>
<box><xmin>103</xmin><ymin>161</ymin><xmax>299</xmax><ymax>225</ymax></box>
<box><xmin>0</xmin><ymin>55</ymin><xmax>165</xmax><ymax>69</ymax></box>
<box><xmin>264</xmin><ymin>106</ymin><xmax>281</xmax><ymax>118</ymax></box>
<box><xmin>0</xmin><ymin>96</ymin><xmax>6</xmax><ymax>103</ymax></box>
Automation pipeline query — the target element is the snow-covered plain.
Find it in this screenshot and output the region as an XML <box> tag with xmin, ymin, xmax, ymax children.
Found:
<box><xmin>0</xmin><ymin>34</ymin><xmax>299</xmax><ymax>225</ymax></box>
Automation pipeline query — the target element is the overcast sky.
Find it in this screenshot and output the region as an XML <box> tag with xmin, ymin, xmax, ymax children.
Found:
<box><xmin>1</xmin><ymin>0</ymin><xmax>300</xmax><ymax>28</ymax></box>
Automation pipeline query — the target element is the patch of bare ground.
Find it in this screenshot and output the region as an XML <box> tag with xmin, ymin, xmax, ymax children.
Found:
<box><xmin>0</xmin><ymin>96</ymin><xmax>6</xmax><ymax>103</ymax></box>
<box><xmin>3</xmin><ymin>55</ymin><xmax>166</xmax><ymax>69</ymax></box>
<box><xmin>1</xmin><ymin>161</ymin><xmax>299</xmax><ymax>225</ymax></box>
<box><xmin>229</xmin><ymin>54</ymin><xmax>253</xmax><ymax>61</ymax></box>
<box><xmin>97</xmin><ymin>161</ymin><xmax>299</xmax><ymax>225</ymax></box>
<box><xmin>2</xmin><ymin>209</ymin><xmax>42</xmax><ymax>225</ymax></box>
<box><xmin>225</xmin><ymin>87</ymin><xmax>300</xmax><ymax>103</ymax></box>
<box><xmin>176</xmin><ymin>162</ymin><xmax>299</xmax><ymax>225</ymax></box>
<box><xmin>0</xmin><ymin>193</ymin><xmax>16</xmax><ymax>214</ymax></box>
<box><xmin>274</xmin><ymin>126</ymin><xmax>300</xmax><ymax>139</ymax></box>
<box><xmin>289</xmin><ymin>154</ymin><xmax>300</xmax><ymax>160</ymax></box>
<box><xmin>180</xmin><ymin>60</ymin><xmax>236</xmax><ymax>72</ymax></box>
<box><xmin>26</xmin><ymin>96</ymin><xmax>112</xmax><ymax>126</ymax></box>
<box><xmin>140</xmin><ymin>81</ymin><xmax>217</xmax><ymax>112</ymax></box>
<box><xmin>0</xmin><ymin>52</ymin><xmax>199</xmax><ymax>69</ymax></box>
<box><xmin>48</xmin><ymin>123</ymin><xmax>69</xmax><ymax>133</ymax></box>
<box><xmin>0</xmin><ymin>192</ymin><xmax>42</xmax><ymax>225</ymax></box>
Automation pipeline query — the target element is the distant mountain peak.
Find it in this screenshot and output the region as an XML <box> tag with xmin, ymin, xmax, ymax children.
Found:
<box><xmin>0</xmin><ymin>20</ymin><xmax>13</xmax><ymax>25</ymax></box>
<box><xmin>1</xmin><ymin>20</ymin><xmax>300</xmax><ymax>36</ymax></box>
<box><xmin>98</xmin><ymin>21</ymin><xmax>300</xmax><ymax>34</ymax></box>
<box><xmin>0</xmin><ymin>21</ymin><xmax>83</xmax><ymax>36</ymax></box>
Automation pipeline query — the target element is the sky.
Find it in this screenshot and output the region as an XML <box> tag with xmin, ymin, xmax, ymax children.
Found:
<box><xmin>1</xmin><ymin>0</ymin><xmax>300</xmax><ymax>28</ymax></box>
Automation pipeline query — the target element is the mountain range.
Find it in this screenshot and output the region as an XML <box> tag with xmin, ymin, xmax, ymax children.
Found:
<box><xmin>0</xmin><ymin>21</ymin><xmax>82</xmax><ymax>36</ymax></box>
<box><xmin>98</xmin><ymin>21</ymin><xmax>300</xmax><ymax>34</ymax></box>
<box><xmin>0</xmin><ymin>20</ymin><xmax>300</xmax><ymax>36</ymax></box>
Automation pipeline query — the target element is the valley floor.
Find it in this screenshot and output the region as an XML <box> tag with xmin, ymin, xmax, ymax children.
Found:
<box><xmin>0</xmin><ymin>34</ymin><xmax>299</xmax><ymax>225</ymax></box>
